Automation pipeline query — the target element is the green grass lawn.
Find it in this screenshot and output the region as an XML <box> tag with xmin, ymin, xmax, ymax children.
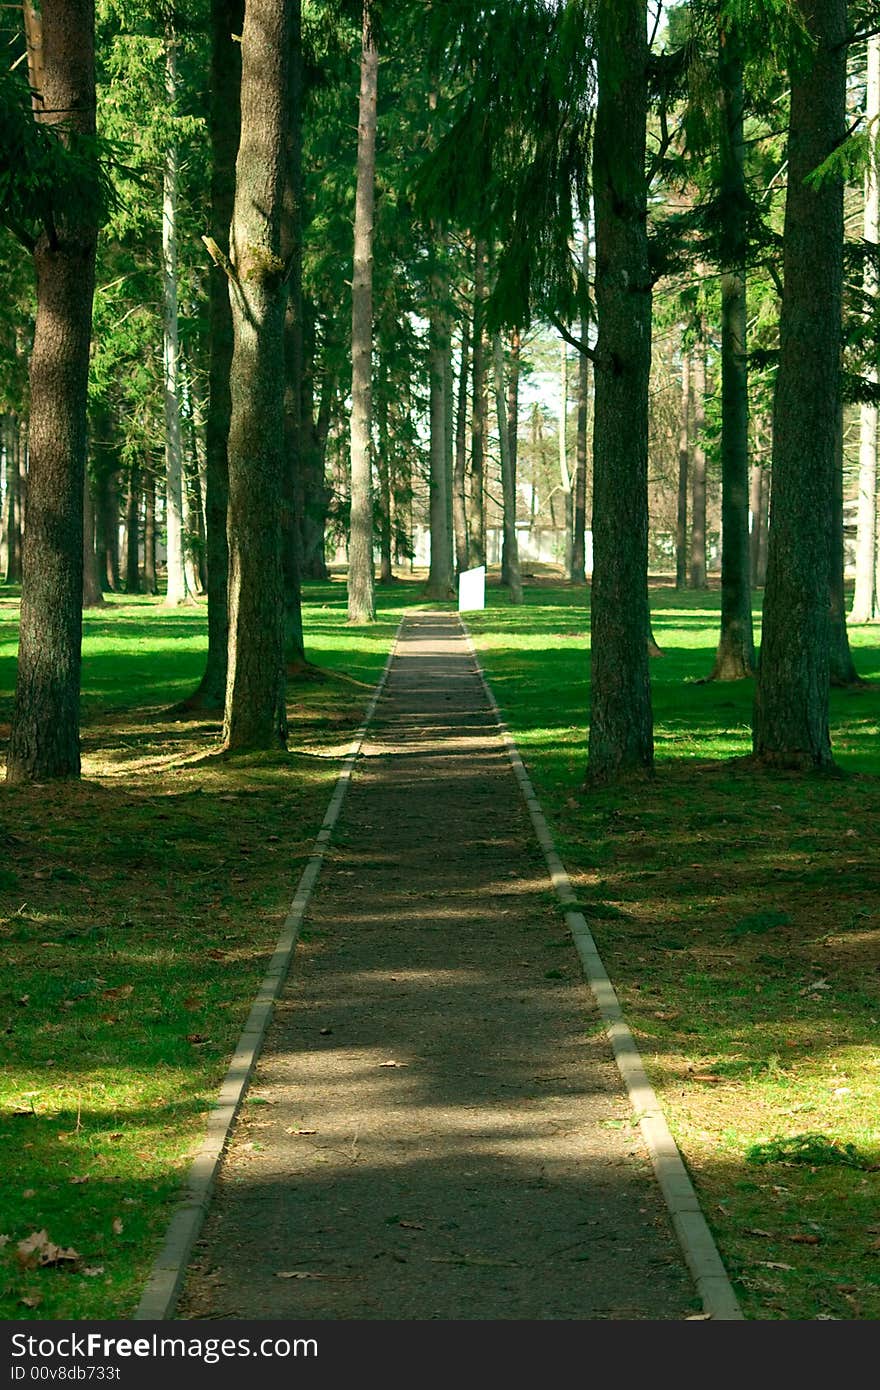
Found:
<box><xmin>1</xmin><ymin>574</ymin><xmax>879</xmax><ymax>1320</ymax></box>
<box><xmin>467</xmin><ymin>577</ymin><xmax>880</xmax><ymax>1321</ymax></box>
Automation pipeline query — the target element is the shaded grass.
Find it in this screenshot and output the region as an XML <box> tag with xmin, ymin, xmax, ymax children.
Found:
<box><xmin>468</xmin><ymin>580</ymin><xmax>880</xmax><ymax>1321</ymax></box>
<box><xmin>0</xmin><ymin>578</ymin><xmax>417</xmax><ymax>1318</ymax></box>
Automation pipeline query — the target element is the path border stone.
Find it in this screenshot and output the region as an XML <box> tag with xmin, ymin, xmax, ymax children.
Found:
<box><xmin>460</xmin><ymin>616</ymin><xmax>744</xmax><ymax>1321</ymax></box>
<box><xmin>133</xmin><ymin>619</ymin><xmax>406</xmax><ymax>1321</ymax></box>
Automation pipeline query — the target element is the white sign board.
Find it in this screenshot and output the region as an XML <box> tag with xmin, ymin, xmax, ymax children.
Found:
<box><xmin>458</xmin><ymin>565</ymin><xmax>486</xmax><ymax>613</ymax></box>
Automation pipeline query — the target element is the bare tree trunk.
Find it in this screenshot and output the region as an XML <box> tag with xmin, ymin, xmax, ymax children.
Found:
<box><xmin>189</xmin><ymin>0</ymin><xmax>242</xmax><ymax>708</ymax></box>
<box><xmin>426</xmin><ymin>259</ymin><xmax>453</xmax><ymax>599</ymax></box>
<box><xmin>376</xmin><ymin>376</ymin><xmax>393</xmax><ymax>583</ymax></box>
<box><xmin>757</xmin><ymin>459</ymin><xmax>770</xmax><ymax>587</ymax></box>
<box><xmin>559</xmin><ymin>338</ymin><xmax>573</xmax><ymax>576</ymax></box>
<box><xmin>493</xmin><ymin>333</ymin><xmax>522</xmax><ymax>603</ymax></box>
<box><xmin>502</xmin><ymin>328</ymin><xmax>522</xmax><ymax>586</ymax></box>
<box><xmin>0</xmin><ymin>422</ymin><xmax>8</xmax><ymax>579</ymax></box>
<box><xmin>676</xmin><ymin>352</ymin><xmax>689</xmax><ymax>589</ymax></box>
<box><xmin>82</xmin><ymin>469</ymin><xmax>104</xmax><ymax>608</ymax></box>
<box><xmin>587</xmin><ymin>0</ymin><xmax>653</xmax><ymax>783</ymax></box>
<box><xmin>347</xmin><ymin>0</ymin><xmax>378</xmax><ymax>624</ymax></box>
<box><xmin>123</xmin><ymin>460</ymin><xmax>141</xmax><ymax>592</ymax></box>
<box><xmin>222</xmin><ymin>0</ymin><xmax>290</xmax><ymax>751</ymax></box>
<box><xmin>143</xmin><ymin>470</ymin><xmax>157</xmax><ymax>594</ymax></box>
<box><xmin>97</xmin><ymin>470</ymin><xmax>120</xmax><ymax>592</ymax></box>
<box><xmin>690</xmin><ymin>337</ymin><xmax>707</xmax><ymax>588</ymax></box>
<box><xmin>7</xmin><ymin>0</ymin><xmax>98</xmax><ymax>783</ymax></box>
<box><xmin>3</xmin><ymin>417</ymin><xmax>21</xmax><ymax>583</ymax></box>
<box><xmin>710</xmin><ymin>18</ymin><xmax>755</xmax><ymax>678</ymax></box>
<box><xmin>163</xmin><ymin>29</ymin><xmax>189</xmax><ymax>607</ymax></box>
<box><xmin>753</xmin><ymin>0</ymin><xmax>846</xmax><ymax>769</ymax></box>
<box><xmin>467</xmin><ymin>243</ymin><xmax>487</xmax><ymax>569</ymax></box>
<box><xmin>572</xmin><ymin>308</ymin><xmax>590</xmax><ymax>586</ymax></box>
<box><xmin>282</xmin><ymin>0</ymin><xmax>305</xmax><ymax>667</ymax></box>
<box><xmin>453</xmin><ymin>313</ymin><xmax>470</xmax><ymax>576</ymax></box>
<box><xmin>829</xmin><ymin>405</ymin><xmax>860</xmax><ymax>685</ymax></box>
<box><xmin>851</xmin><ymin>33</ymin><xmax>879</xmax><ymax>624</ymax></box>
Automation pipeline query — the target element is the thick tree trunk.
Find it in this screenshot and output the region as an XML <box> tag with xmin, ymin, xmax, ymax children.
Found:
<box><xmin>222</xmin><ymin>0</ymin><xmax>290</xmax><ymax>751</ymax></box>
<box><xmin>467</xmin><ymin>244</ymin><xmax>487</xmax><ymax>570</ymax></box>
<box><xmin>752</xmin><ymin>0</ymin><xmax>846</xmax><ymax>769</ymax></box>
<box><xmin>690</xmin><ymin>338</ymin><xmax>707</xmax><ymax>588</ymax></box>
<box><xmin>7</xmin><ymin>0</ymin><xmax>98</xmax><ymax>784</ymax></box>
<box><xmin>82</xmin><ymin>470</ymin><xmax>104</xmax><ymax>608</ymax></box>
<box><xmin>426</xmin><ymin>263</ymin><xmax>453</xmax><ymax>599</ymax></box>
<box><xmin>587</xmin><ymin>0</ymin><xmax>653</xmax><ymax>783</ymax></box>
<box><xmin>502</xmin><ymin>328</ymin><xmax>522</xmax><ymax>587</ymax></box>
<box><xmin>162</xmin><ymin>30</ymin><xmax>189</xmax><ymax>607</ymax></box>
<box><xmin>493</xmin><ymin>334</ymin><xmax>522</xmax><ymax>604</ymax></box>
<box><xmin>711</xmin><ymin>22</ymin><xmax>755</xmax><ymax>678</ymax></box>
<box><xmin>347</xmin><ymin>1</ymin><xmax>377</xmax><ymax>624</ymax></box>
<box><xmin>97</xmin><ymin>470</ymin><xmax>120</xmax><ymax>592</ymax></box>
<box><xmin>3</xmin><ymin>417</ymin><xmax>21</xmax><ymax>583</ymax></box>
<box><xmin>453</xmin><ymin>313</ymin><xmax>470</xmax><ymax>577</ymax></box>
<box><xmin>851</xmin><ymin>33</ymin><xmax>879</xmax><ymax>624</ymax></box>
<box><xmin>676</xmin><ymin>352</ymin><xmax>689</xmax><ymax>590</ymax></box>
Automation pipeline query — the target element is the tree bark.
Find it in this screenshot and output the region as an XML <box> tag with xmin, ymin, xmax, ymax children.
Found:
<box><xmin>453</xmin><ymin>312</ymin><xmax>470</xmax><ymax>576</ymax></box>
<box><xmin>502</xmin><ymin>328</ymin><xmax>522</xmax><ymax>588</ymax></box>
<box><xmin>7</xmin><ymin>0</ymin><xmax>98</xmax><ymax>784</ymax></box>
<box><xmin>572</xmin><ymin>311</ymin><xmax>590</xmax><ymax>587</ymax></box>
<box><xmin>752</xmin><ymin>0</ymin><xmax>846</xmax><ymax>769</ymax></box>
<box><xmin>466</xmin><ymin>243</ymin><xmax>487</xmax><ymax>570</ymax></box>
<box><xmin>3</xmin><ymin>417</ymin><xmax>21</xmax><ymax>583</ymax></box>
<box><xmin>850</xmin><ymin>33</ymin><xmax>879</xmax><ymax>624</ymax></box>
<box><xmin>426</xmin><ymin>258</ymin><xmax>454</xmax><ymax>599</ymax></box>
<box><xmin>282</xmin><ymin>0</ymin><xmax>305</xmax><ymax>666</ymax></box>
<box><xmin>347</xmin><ymin>1</ymin><xmax>378</xmax><ymax>624</ymax></box>
<box><xmin>587</xmin><ymin>0</ymin><xmax>653</xmax><ymax>783</ymax></box>
<box><xmin>162</xmin><ymin>28</ymin><xmax>189</xmax><ymax>607</ymax></box>
<box><xmin>829</xmin><ymin>405</ymin><xmax>860</xmax><ymax>685</ymax></box>
<box><xmin>690</xmin><ymin>337</ymin><xmax>707</xmax><ymax>588</ymax></box>
<box><xmin>710</xmin><ymin>20</ymin><xmax>755</xmax><ymax>678</ymax></box>
<box><xmin>222</xmin><ymin>0</ymin><xmax>290</xmax><ymax>751</ymax></box>
<box><xmin>559</xmin><ymin>339</ymin><xmax>573</xmax><ymax>577</ymax></box>
<box><xmin>82</xmin><ymin>469</ymin><xmax>104</xmax><ymax>608</ymax></box>
<box><xmin>676</xmin><ymin>352</ymin><xmax>689</xmax><ymax>590</ymax></box>
<box><xmin>123</xmin><ymin>459</ymin><xmax>141</xmax><ymax>593</ymax></box>
<box><xmin>143</xmin><ymin>469</ymin><xmax>157</xmax><ymax>594</ymax></box>
<box><xmin>493</xmin><ymin>334</ymin><xmax>522</xmax><ymax>604</ymax></box>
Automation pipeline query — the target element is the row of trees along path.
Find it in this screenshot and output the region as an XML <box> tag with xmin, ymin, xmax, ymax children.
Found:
<box><xmin>4</xmin><ymin>0</ymin><xmax>877</xmax><ymax>790</ymax></box>
<box><xmin>179</xmin><ymin>615</ymin><xmax>698</xmax><ymax>1320</ymax></box>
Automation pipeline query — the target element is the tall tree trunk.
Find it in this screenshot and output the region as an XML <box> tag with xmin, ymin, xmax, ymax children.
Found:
<box><xmin>572</xmin><ymin>311</ymin><xmax>590</xmax><ymax>586</ymax></box>
<box><xmin>453</xmin><ymin>313</ymin><xmax>470</xmax><ymax>576</ymax></box>
<box><xmin>502</xmin><ymin>327</ymin><xmax>522</xmax><ymax>586</ymax></box>
<box><xmin>587</xmin><ymin>0</ymin><xmax>653</xmax><ymax>783</ymax></box>
<box><xmin>0</xmin><ymin>422</ymin><xmax>8</xmax><ymax>579</ymax></box>
<box><xmin>559</xmin><ymin>338</ymin><xmax>573</xmax><ymax>576</ymax></box>
<box><xmin>299</xmin><ymin>329</ymin><xmax>332</xmax><ymax>580</ymax></box>
<box><xmin>444</xmin><ymin>331</ymin><xmax>455</xmax><ymax>581</ymax></box>
<box><xmin>711</xmin><ymin>20</ymin><xmax>755</xmax><ymax>678</ymax></box>
<box><xmin>7</xmin><ymin>0</ymin><xmax>98</xmax><ymax>784</ymax></box>
<box><xmin>676</xmin><ymin>352</ymin><xmax>689</xmax><ymax>589</ymax></box>
<box><xmin>3</xmin><ymin>417</ymin><xmax>21</xmax><ymax>582</ymax></box>
<box><xmin>123</xmin><ymin>460</ymin><xmax>141</xmax><ymax>593</ymax></box>
<box><xmin>97</xmin><ymin>470</ymin><xmax>120</xmax><ymax>592</ymax></box>
<box><xmin>690</xmin><ymin>337</ymin><xmax>707</xmax><ymax>588</ymax></box>
<box><xmin>756</xmin><ymin>457</ymin><xmax>770</xmax><ymax>587</ymax></box>
<box><xmin>829</xmin><ymin>404</ymin><xmax>860</xmax><ymax>685</ymax></box>
<box><xmin>752</xmin><ymin>0</ymin><xmax>846</xmax><ymax>769</ymax></box>
<box><xmin>347</xmin><ymin>0</ymin><xmax>378</xmax><ymax>624</ymax></box>
<box><xmin>851</xmin><ymin>32</ymin><xmax>879</xmax><ymax>624</ymax></box>
<box><xmin>467</xmin><ymin>243</ymin><xmax>487</xmax><ymax>569</ymax></box>
<box><xmin>376</xmin><ymin>376</ymin><xmax>393</xmax><ymax>583</ymax></box>
<box><xmin>426</xmin><ymin>259</ymin><xmax>453</xmax><ymax>599</ymax></box>
<box><xmin>281</xmin><ymin>0</ymin><xmax>306</xmax><ymax>666</ymax></box>
<box><xmin>749</xmin><ymin>459</ymin><xmax>762</xmax><ymax>587</ymax></box>
<box><xmin>143</xmin><ymin>469</ymin><xmax>157</xmax><ymax>595</ymax></box>
<box><xmin>82</xmin><ymin>469</ymin><xmax>104</xmax><ymax>608</ymax></box>
<box><xmin>190</xmin><ymin>0</ymin><xmax>242</xmax><ymax>707</ymax></box>
<box><xmin>222</xmin><ymin>0</ymin><xmax>290</xmax><ymax>751</ymax></box>
<box><xmin>493</xmin><ymin>334</ymin><xmax>522</xmax><ymax>604</ymax></box>
<box><xmin>162</xmin><ymin>28</ymin><xmax>189</xmax><ymax>607</ymax></box>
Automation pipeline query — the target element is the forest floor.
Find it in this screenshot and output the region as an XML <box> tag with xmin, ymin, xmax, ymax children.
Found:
<box><xmin>0</xmin><ymin>577</ymin><xmax>879</xmax><ymax>1321</ymax></box>
<box><xmin>178</xmin><ymin>612</ymin><xmax>698</xmax><ymax>1321</ymax></box>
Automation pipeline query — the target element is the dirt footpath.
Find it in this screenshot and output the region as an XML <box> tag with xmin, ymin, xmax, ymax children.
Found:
<box><xmin>178</xmin><ymin>613</ymin><xmax>697</xmax><ymax>1320</ymax></box>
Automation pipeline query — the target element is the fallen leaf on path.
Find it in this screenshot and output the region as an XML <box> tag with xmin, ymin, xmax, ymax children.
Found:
<box><xmin>789</xmin><ymin>1233</ymin><xmax>820</xmax><ymax>1245</ymax></box>
<box><xmin>83</xmin><ymin>1267</ymin><xmax>104</xmax><ymax>1278</ymax></box>
<box><xmin>399</xmin><ymin>1221</ymin><xmax>425</xmax><ymax>1230</ymax></box>
<box><xmin>102</xmin><ymin>984</ymin><xmax>133</xmax><ymax>999</ymax></box>
<box><xmin>691</xmin><ymin>1074</ymin><xmax>724</xmax><ymax>1084</ymax></box>
<box><xmin>379</xmin><ymin>1060</ymin><xmax>408</xmax><ymax>1068</ymax></box>
<box><xmin>19</xmin><ymin>1296</ymin><xmax>42</xmax><ymax>1309</ymax></box>
<box><xmin>69</xmin><ymin>1176</ymin><xmax>89</xmax><ymax>1185</ymax></box>
<box><xmin>275</xmin><ymin>1271</ymin><xmax>329</xmax><ymax>1280</ymax></box>
<box><xmin>285</xmin><ymin>1128</ymin><xmax>317</xmax><ymax>1136</ymax></box>
<box><xmin>756</xmin><ymin>1261</ymin><xmax>794</xmax><ymax>1271</ymax></box>
<box><xmin>743</xmin><ymin>1229</ymin><xmax>773</xmax><ymax>1239</ymax></box>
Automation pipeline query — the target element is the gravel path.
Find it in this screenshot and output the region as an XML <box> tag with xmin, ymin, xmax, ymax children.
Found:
<box><xmin>178</xmin><ymin>613</ymin><xmax>697</xmax><ymax>1320</ymax></box>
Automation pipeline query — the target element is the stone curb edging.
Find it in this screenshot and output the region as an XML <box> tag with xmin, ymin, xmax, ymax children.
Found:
<box><xmin>460</xmin><ymin>616</ymin><xmax>744</xmax><ymax>1323</ymax></box>
<box><xmin>133</xmin><ymin>617</ymin><xmax>406</xmax><ymax>1321</ymax></box>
